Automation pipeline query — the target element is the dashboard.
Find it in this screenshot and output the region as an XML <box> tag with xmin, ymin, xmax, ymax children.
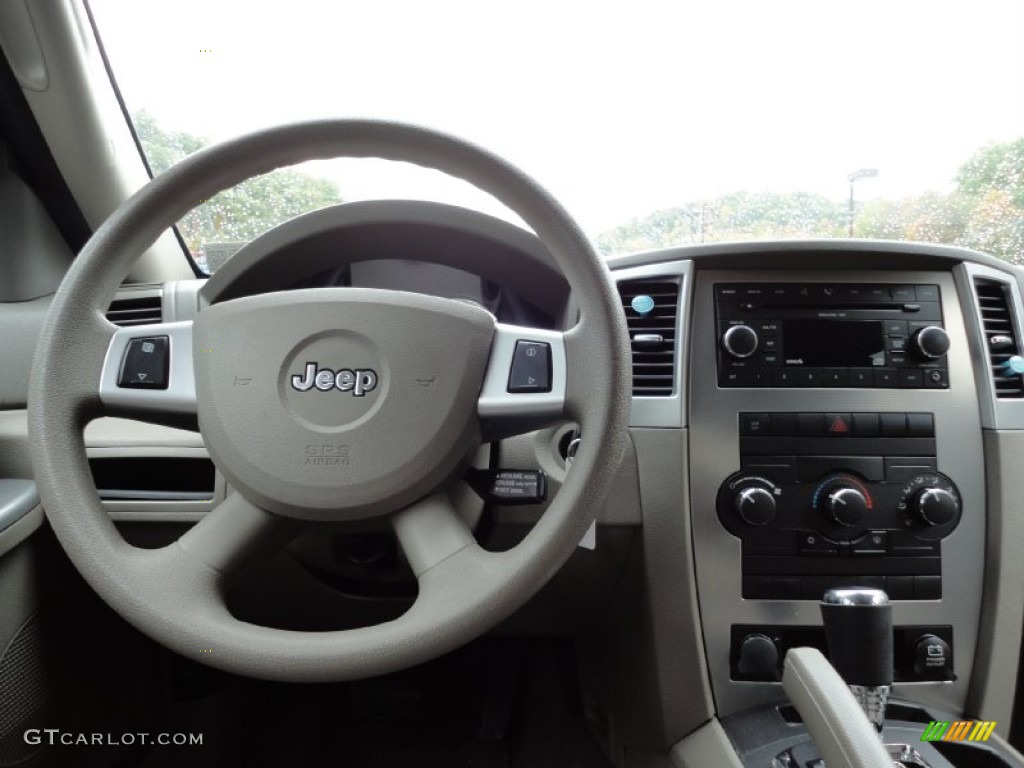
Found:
<box><xmin>13</xmin><ymin>205</ymin><xmax>1023</xmax><ymax>761</ymax></box>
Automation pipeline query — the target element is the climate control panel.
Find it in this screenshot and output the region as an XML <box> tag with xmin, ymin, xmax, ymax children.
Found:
<box><xmin>717</xmin><ymin>411</ymin><xmax>960</xmax><ymax>600</ymax></box>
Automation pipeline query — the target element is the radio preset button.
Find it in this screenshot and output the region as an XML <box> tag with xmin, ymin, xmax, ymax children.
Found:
<box><xmin>821</xmin><ymin>368</ymin><xmax>848</xmax><ymax>386</ymax></box>
<box><xmin>891</xmin><ymin>286</ymin><xmax>916</xmax><ymax>302</ymax></box>
<box><xmin>874</xmin><ymin>369</ymin><xmax>898</xmax><ymax>387</ymax></box>
<box><xmin>849</xmin><ymin>368</ymin><xmax>874</xmax><ymax>387</ymax></box>
<box><xmin>795</xmin><ymin>368</ymin><xmax>821</xmax><ymax>386</ymax></box>
<box><xmin>899</xmin><ymin>370</ymin><xmax>924</xmax><ymax>388</ymax></box>
<box><xmin>915</xmin><ymin>285</ymin><xmax>940</xmax><ymax>302</ymax></box>
<box><xmin>773</xmin><ymin>368</ymin><xmax>798</xmax><ymax>386</ymax></box>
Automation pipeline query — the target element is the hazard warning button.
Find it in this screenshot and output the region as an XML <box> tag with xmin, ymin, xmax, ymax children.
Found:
<box><xmin>826</xmin><ymin>413</ymin><xmax>853</xmax><ymax>435</ymax></box>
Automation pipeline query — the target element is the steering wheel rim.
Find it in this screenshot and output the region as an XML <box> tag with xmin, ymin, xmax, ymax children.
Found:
<box><xmin>27</xmin><ymin>120</ymin><xmax>631</xmax><ymax>681</ymax></box>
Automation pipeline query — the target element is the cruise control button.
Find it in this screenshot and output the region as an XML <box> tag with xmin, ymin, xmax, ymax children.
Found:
<box><xmin>118</xmin><ymin>336</ymin><xmax>170</xmax><ymax>389</ymax></box>
<box><xmin>507</xmin><ymin>341</ymin><xmax>552</xmax><ymax>393</ymax></box>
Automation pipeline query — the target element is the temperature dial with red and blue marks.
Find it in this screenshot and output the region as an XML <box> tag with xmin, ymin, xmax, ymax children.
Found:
<box><xmin>812</xmin><ymin>474</ymin><xmax>874</xmax><ymax>527</ymax></box>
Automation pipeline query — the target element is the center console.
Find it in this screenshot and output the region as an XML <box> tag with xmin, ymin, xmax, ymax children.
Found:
<box><xmin>688</xmin><ymin>269</ymin><xmax>986</xmax><ymax>719</ymax></box>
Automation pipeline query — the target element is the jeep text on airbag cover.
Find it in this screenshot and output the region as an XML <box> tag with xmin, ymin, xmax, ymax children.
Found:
<box><xmin>290</xmin><ymin>363</ymin><xmax>379</xmax><ymax>396</ymax></box>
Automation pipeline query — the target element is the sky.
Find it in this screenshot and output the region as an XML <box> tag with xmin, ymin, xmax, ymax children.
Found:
<box><xmin>89</xmin><ymin>0</ymin><xmax>1024</xmax><ymax>235</ymax></box>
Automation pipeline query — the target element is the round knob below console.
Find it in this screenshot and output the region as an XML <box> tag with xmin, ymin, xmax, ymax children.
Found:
<box><xmin>913</xmin><ymin>488</ymin><xmax>959</xmax><ymax>526</ymax></box>
<box><xmin>722</xmin><ymin>324</ymin><xmax>758</xmax><ymax>358</ymax></box>
<box><xmin>734</xmin><ymin>486</ymin><xmax>777</xmax><ymax>526</ymax></box>
<box><xmin>912</xmin><ymin>326</ymin><xmax>950</xmax><ymax>359</ymax></box>
<box><xmin>825</xmin><ymin>487</ymin><xmax>868</xmax><ymax>527</ymax></box>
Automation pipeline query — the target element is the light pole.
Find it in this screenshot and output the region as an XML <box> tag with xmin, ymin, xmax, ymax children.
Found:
<box><xmin>847</xmin><ymin>168</ymin><xmax>879</xmax><ymax>237</ymax></box>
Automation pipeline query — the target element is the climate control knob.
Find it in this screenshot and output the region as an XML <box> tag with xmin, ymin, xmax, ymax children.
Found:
<box><xmin>912</xmin><ymin>326</ymin><xmax>950</xmax><ymax>359</ymax></box>
<box><xmin>825</xmin><ymin>487</ymin><xmax>868</xmax><ymax>527</ymax></box>
<box><xmin>722</xmin><ymin>324</ymin><xmax>759</xmax><ymax>358</ymax></box>
<box><xmin>913</xmin><ymin>488</ymin><xmax>959</xmax><ymax>526</ymax></box>
<box><xmin>734</xmin><ymin>486</ymin><xmax>777</xmax><ymax>526</ymax></box>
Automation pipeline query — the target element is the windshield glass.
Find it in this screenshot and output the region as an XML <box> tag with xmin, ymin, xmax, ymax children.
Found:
<box><xmin>89</xmin><ymin>0</ymin><xmax>1024</xmax><ymax>271</ymax></box>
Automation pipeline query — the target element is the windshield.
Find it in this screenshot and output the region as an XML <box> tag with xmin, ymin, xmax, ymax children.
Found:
<box><xmin>89</xmin><ymin>0</ymin><xmax>1024</xmax><ymax>271</ymax></box>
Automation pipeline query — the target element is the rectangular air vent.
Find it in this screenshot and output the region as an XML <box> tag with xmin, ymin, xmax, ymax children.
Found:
<box><xmin>89</xmin><ymin>457</ymin><xmax>215</xmax><ymax>501</ymax></box>
<box><xmin>105</xmin><ymin>289</ymin><xmax>163</xmax><ymax>326</ymax></box>
<box><xmin>617</xmin><ymin>278</ymin><xmax>680</xmax><ymax>397</ymax></box>
<box><xmin>974</xmin><ymin>278</ymin><xmax>1024</xmax><ymax>399</ymax></box>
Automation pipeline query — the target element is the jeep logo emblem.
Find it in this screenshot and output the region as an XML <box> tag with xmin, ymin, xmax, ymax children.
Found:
<box><xmin>290</xmin><ymin>363</ymin><xmax>379</xmax><ymax>396</ymax></box>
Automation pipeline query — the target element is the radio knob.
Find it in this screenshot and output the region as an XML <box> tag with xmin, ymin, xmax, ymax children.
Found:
<box><xmin>734</xmin><ymin>486</ymin><xmax>776</xmax><ymax>526</ymax></box>
<box><xmin>825</xmin><ymin>487</ymin><xmax>868</xmax><ymax>527</ymax></box>
<box><xmin>913</xmin><ymin>488</ymin><xmax>959</xmax><ymax>526</ymax></box>
<box><xmin>912</xmin><ymin>326</ymin><xmax>950</xmax><ymax>359</ymax></box>
<box><xmin>722</xmin><ymin>325</ymin><xmax>759</xmax><ymax>358</ymax></box>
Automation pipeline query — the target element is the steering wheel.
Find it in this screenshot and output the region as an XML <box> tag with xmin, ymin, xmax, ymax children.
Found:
<box><xmin>27</xmin><ymin>120</ymin><xmax>631</xmax><ymax>681</ymax></box>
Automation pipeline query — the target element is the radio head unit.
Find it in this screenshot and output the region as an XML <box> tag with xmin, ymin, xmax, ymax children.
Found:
<box><xmin>715</xmin><ymin>283</ymin><xmax>949</xmax><ymax>389</ymax></box>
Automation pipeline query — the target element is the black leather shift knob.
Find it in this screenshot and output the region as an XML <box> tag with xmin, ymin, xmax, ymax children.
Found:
<box><xmin>820</xmin><ymin>588</ymin><xmax>893</xmax><ymax>687</ymax></box>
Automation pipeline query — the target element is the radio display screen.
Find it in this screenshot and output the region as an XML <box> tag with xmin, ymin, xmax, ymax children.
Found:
<box><xmin>782</xmin><ymin>319</ymin><xmax>885</xmax><ymax>367</ymax></box>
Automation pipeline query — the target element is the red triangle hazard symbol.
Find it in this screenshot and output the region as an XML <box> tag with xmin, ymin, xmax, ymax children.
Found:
<box><xmin>830</xmin><ymin>416</ymin><xmax>850</xmax><ymax>433</ymax></box>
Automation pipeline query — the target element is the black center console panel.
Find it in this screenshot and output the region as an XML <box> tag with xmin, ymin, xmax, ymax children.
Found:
<box><xmin>718</xmin><ymin>410</ymin><xmax>961</xmax><ymax>602</ymax></box>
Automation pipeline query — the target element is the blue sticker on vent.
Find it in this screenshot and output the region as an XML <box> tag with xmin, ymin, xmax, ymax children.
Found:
<box><xmin>631</xmin><ymin>294</ymin><xmax>655</xmax><ymax>315</ymax></box>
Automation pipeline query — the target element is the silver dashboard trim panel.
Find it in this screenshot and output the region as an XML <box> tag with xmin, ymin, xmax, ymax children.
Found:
<box><xmin>688</xmin><ymin>269</ymin><xmax>985</xmax><ymax>718</ymax></box>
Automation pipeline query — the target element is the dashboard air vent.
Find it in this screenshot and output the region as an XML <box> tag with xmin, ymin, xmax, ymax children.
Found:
<box><xmin>617</xmin><ymin>278</ymin><xmax>680</xmax><ymax>397</ymax></box>
<box><xmin>974</xmin><ymin>278</ymin><xmax>1024</xmax><ymax>399</ymax></box>
<box><xmin>105</xmin><ymin>289</ymin><xmax>163</xmax><ymax>326</ymax></box>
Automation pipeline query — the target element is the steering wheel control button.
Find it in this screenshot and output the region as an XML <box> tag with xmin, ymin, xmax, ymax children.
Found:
<box><xmin>507</xmin><ymin>340</ymin><xmax>552</xmax><ymax>393</ymax></box>
<box><xmin>118</xmin><ymin>336</ymin><xmax>170</xmax><ymax>389</ymax></box>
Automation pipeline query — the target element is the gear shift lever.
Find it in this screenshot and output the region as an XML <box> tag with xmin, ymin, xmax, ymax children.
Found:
<box><xmin>820</xmin><ymin>588</ymin><xmax>893</xmax><ymax>731</ymax></box>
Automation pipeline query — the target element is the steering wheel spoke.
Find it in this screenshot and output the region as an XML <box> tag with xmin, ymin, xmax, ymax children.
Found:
<box><xmin>478</xmin><ymin>323</ymin><xmax>567</xmax><ymax>440</ymax></box>
<box><xmin>98</xmin><ymin>321</ymin><xmax>197</xmax><ymax>429</ymax></box>
<box><xmin>391</xmin><ymin>493</ymin><xmax>478</xmax><ymax>577</ymax></box>
<box><xmin>177</xmin><ymin>491</ymin><xmax>295</xmax><ymax>575</ymax></box>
